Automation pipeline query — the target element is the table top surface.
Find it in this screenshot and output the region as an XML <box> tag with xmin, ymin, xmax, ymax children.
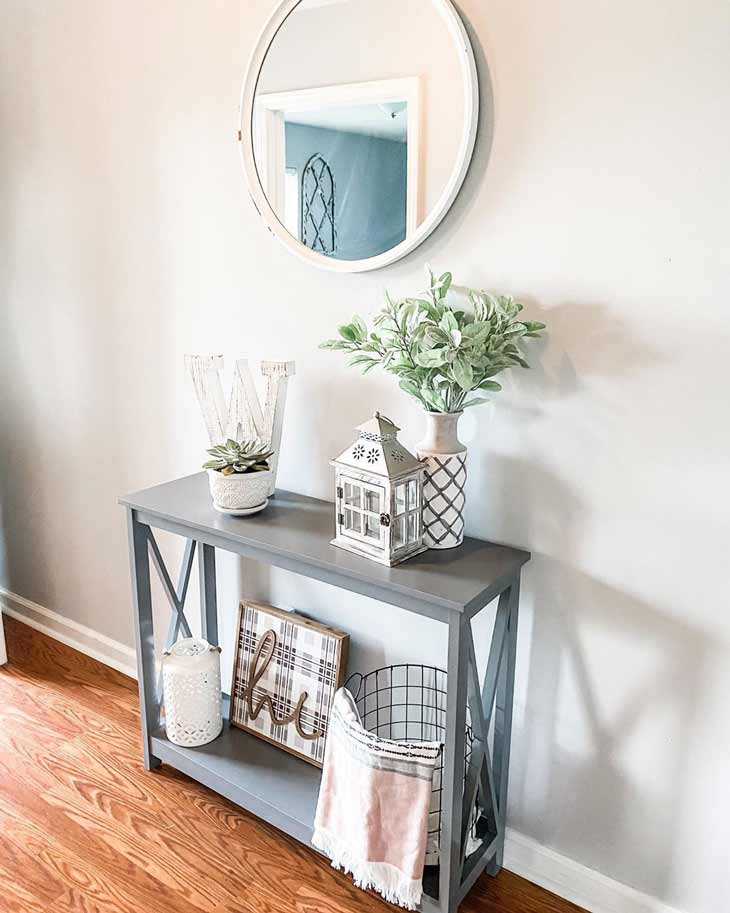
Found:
<box><xmin>120</xmin><ymin>472</ymin><xmax>529</xmax><ymax>615</ymax></box>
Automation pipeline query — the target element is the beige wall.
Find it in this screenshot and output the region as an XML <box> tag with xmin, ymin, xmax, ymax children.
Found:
<box><xmin>1</xmin><ymin>2</ymin><xmax>729</xmax><ymax>913</ymax></box>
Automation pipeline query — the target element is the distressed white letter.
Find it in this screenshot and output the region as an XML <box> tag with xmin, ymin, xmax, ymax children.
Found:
<box><xmin>185</xmin><ymin>355</ymin><xmax>295</xmax><ymax>495</ymax></box>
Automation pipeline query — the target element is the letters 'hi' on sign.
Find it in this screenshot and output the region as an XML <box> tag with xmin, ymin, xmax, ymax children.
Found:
<box><xmin>185</xmin><ymin>355</ymin><xmax>295</xmax><ymax>496</ymax></box>
<box><xmin>229</xmin><ymin>601</ymin><xmax>349</xmax><ymax>767</ymax></box>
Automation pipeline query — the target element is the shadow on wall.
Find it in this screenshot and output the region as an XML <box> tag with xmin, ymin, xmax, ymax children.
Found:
<box><xmin>484</xmin><ymin>451</ymin><xmax>709</xmax><ymax>900</ymax></box>
<box><xmin>463</xmin><ymin>298</ymin><xmax>700</xmax><ymax>899</ymax></box>
<box><xmin>494</xmin><ymin>297</ymin><xmax>668</xmax><ymax>415</ymax></box>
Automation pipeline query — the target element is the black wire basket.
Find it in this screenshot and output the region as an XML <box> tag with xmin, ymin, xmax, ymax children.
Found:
<box><xmin>346</xmin><ymin>664</ymin><xmax>474</xmax><ymax>852</ymax></box>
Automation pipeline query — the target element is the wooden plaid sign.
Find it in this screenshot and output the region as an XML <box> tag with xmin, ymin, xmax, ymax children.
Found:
<box><xmin>230</xmin><ymin>601</ymin><xmax>349</xmax><ymax>767</ymax></box>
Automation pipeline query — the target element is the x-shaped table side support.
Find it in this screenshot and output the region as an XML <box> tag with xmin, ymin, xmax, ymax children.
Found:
<box><xmin>437</xmin><ymin>577</ymin><xmax>521</xmax><ymax>913</ymax></box>
<box><xmin>127</xmin><ymin>512</ymin><xmax>218</xmax><ymax>769</ymax></box>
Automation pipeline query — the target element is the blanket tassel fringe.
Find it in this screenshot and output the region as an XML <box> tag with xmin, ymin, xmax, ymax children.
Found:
<box><xmin>312</xmin><ymin>828</ymin><xmax>423</xmax><ymax>911</ymax></box>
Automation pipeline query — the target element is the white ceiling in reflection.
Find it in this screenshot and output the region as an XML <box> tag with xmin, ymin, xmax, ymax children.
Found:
<box><xmin>285</xmin><ymin>103</ymin><xmax>408</xmax><ymax>142</ymax></box>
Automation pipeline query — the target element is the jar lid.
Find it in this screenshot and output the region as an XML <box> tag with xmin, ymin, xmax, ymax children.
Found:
<box><xmin>162</xmin><ymin>637</ymin><xmax>220</xmax><ymax>669</ymax></box>
<box><xmin>170</xmin><ymin>638</ymin><xmax>210</xmax><ymax>657</ymax></box>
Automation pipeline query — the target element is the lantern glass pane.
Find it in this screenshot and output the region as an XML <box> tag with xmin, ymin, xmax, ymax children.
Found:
<box><xmin>344</xmin><ymin>508</ymin><xmax>362</xmax><ymax>535</ymax></box>
<box><xmin>364</xmin><ymin>513</ymin><xmax>381</xmax><ymax>542</ymax></box>
<box><xmin>364</xmin><ymin>488</ymin><xmax>381</xmax><ymax>513</ymax></box>
<box><xmin>394</xmin><ymin>516</ymin><xmax>406</xmax><ymax>549</ymax></box>
<box><xmin>407</xmin><ymin>512</ymin><xmax>418</xmax><ymax>544</ymax></box>
<box><xmin>407</xmin><ymin>479</ymin><xmax>419</xmax><ymax>509</ymax></box>
<box><xmin>344</xmin><ymin>482</ymin><xmax>361</xmax><ymax>508</ymax></box>
<box><xmin>395</xmin><ymin>483</ymin><xmax>407</xmax><ymax>515</ymax></box>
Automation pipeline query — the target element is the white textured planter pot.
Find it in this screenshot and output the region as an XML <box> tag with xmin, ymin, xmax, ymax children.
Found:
<box><xmin>207</xmin><ymin>469</ymin><xmax>272</xmax><ymax>513</ymax></box>
<box><xmin>416</xmin><ymin>412</ymin><xmax>467</xmax><ymax>550</ymax></box>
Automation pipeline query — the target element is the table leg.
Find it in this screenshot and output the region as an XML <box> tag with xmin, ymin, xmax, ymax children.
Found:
<box><xmin>199</xmin><ymin>543</ymin><xmax>218</xmax><ymax>646</ymax></box>
<box><xmin>487</xmin><ymin>574</ymin><xmax>520</xmax><ymax>875</ymax></box>
<box><xmin>126</xmin><ymin>508</ymin><xmax>160</xmax><ymax>770</ymax></box>
<box><xmin>439</xmin><ymin>610</ymin><xmax>468</xmax><ymax>913</ymax></box>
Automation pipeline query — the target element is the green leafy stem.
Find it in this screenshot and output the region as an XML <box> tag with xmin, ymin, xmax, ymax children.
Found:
<box><xmin>320</xmin><ymin>269</ymin><xmax>546</xmax><ymax>414</ymax></box>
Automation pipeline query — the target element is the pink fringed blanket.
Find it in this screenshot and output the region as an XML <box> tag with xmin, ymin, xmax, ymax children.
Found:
<box><xmin>312</xmin><ymin>688</ymin><xmax>441</xmax><ymax>910</ymax></box>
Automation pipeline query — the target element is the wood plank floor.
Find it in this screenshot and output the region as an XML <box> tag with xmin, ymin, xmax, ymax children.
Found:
<box><xmin>0</xmin><ymin>617</ymin><xmax>586</xmax><ymax>913</ymax></box>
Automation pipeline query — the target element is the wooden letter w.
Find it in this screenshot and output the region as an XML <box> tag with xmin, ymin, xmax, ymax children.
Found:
<box><xmin>185</xmin><ymin>355</ymin><xmax>295</xmax><ymax>496</ymax></box>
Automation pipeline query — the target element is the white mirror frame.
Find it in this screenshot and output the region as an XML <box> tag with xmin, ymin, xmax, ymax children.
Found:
<box><xmin>239</xmin><ymin>0</ymin><xmax>479</xmax><ymax>273</ymax></box>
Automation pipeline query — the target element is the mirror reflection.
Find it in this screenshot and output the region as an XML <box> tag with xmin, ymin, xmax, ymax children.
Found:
<box><xmin>252</xmin><ymin>0</ymin><xmax>469</xmax><ymax>263</ymax></box>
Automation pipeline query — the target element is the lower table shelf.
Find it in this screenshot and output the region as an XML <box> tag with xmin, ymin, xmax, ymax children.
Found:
<box><xmin>151</xmin><ymin>698</ymin><xmax>321</xmax><ymax>846</ymax></box>
<box><xmin>151</xmin><ymin>699</ymin><xmax>494</xmax><ymax>913</ymax></box>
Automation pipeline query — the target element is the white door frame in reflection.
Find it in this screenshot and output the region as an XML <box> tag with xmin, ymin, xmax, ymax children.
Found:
<box><xmin>254</xmin><ymin>78</ymin><xmax>421</xmax><ymax>244</ymax></box>
<box><xmin>239</xmin><ymin>0</ymin><xmax>479</xmax><ymax>273</ymax></box>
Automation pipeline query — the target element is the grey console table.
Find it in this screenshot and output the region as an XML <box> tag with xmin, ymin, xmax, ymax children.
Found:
<box><xmin>120</xmin><ymin>472</ymin><xmax>529</xmax><ymax>913</ymax></box>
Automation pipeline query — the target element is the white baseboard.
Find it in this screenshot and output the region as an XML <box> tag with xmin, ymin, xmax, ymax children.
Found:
<box><xmin>503</xmin><ymin>828</ymin><xmax>685</xmax><ymax>913</ymax></box>
<box><xmin>0</xmin><ymin>586</ymin><xmax>137</xmax><ymax>680</ymax></box>
<box><xmin>0</xmin><ymin>588</ymin><xmax>684</xmax><ymax>913</ymax></box>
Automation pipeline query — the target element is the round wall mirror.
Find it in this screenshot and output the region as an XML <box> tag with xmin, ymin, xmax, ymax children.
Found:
<box><xmin>240</xmin><ymin>0</ymin><xmax>479</xmax><ymax>273</ymax></box>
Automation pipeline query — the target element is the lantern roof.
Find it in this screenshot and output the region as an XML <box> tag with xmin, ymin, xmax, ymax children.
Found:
<box><xmin>332</xmin><ymin>412</ymin><xmax>424</xmax><ymax>480</ymax></box>
<box><xmin>356</xmin><ymin>412</ymin><xmax>400</xmax><ymax>440</ymax></box>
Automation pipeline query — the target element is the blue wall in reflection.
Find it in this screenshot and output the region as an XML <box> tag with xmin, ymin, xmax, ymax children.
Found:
<box><xmin>285</xmin><ymin>122</ymin><xmax>407</xmax><ymax>261</ymax></box>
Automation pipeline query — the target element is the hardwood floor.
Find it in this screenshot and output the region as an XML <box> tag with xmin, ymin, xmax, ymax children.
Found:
<box><xmin>0</xmin><ymin>617</ymin><xmax>586</xmax><ymax>913</ymax></box>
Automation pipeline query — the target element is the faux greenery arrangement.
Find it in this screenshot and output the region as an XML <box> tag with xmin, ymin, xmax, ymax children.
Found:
<box><xmin>203</xmin><ymin>439</ymin><xmax>274</xmax><ymax>476</ymax></box>
<box><xmin>321</xmin><ymin>270</ymin><xmax>546</xmax><ymax>414</ymax></box>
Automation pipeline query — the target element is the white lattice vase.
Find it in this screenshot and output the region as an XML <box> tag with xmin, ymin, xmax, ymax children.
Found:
<box><xmin>162</xmin><ymin>638</ymin><xmax>223</xmax><ymax>747</ymax></box>
<box><xmin>416</xmin><ymin>412</ymin><xmax>467</xmax><ymax>550</ymax></box>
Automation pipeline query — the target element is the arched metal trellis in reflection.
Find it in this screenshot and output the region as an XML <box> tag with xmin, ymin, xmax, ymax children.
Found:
<box><xmin>301</xmin><ymin>153</ymin><xmax>336</xmax><ymax>256</ymax></box>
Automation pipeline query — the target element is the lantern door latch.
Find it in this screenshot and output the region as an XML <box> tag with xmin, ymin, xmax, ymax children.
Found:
<box><xmin>380</xmin><ymin>513</ymin><xmax>391</xmax><ymax>527</ymax></box>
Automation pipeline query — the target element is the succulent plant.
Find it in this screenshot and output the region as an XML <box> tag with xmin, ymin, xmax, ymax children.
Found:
<box><xmin>203</xmin><ymin>439</ymin><xmax>274</xmax><ymax>476</ymax></box>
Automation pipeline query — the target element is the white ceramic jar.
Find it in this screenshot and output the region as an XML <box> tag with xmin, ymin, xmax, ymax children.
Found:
<box><xmin>161</xmin><ymin>638</ymin><xmax>223</xmax><ymax>747</ymax></box>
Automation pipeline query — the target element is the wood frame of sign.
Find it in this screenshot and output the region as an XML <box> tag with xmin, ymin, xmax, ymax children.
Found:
<box><xmin>229</xmin><ymin>601</ymin><xmax>350</xmax><ymax>767</ymax></box>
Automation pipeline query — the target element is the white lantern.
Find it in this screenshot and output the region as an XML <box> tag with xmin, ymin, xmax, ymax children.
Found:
<box><xmin>330</xmin><ymin>413</ymin><xmax>426</xmax><ymax>566</ymax></box>
<box><xmin>162</xmin><ymin>638</ymin><xmax>223</xmax><ymax>747</ymax></box>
